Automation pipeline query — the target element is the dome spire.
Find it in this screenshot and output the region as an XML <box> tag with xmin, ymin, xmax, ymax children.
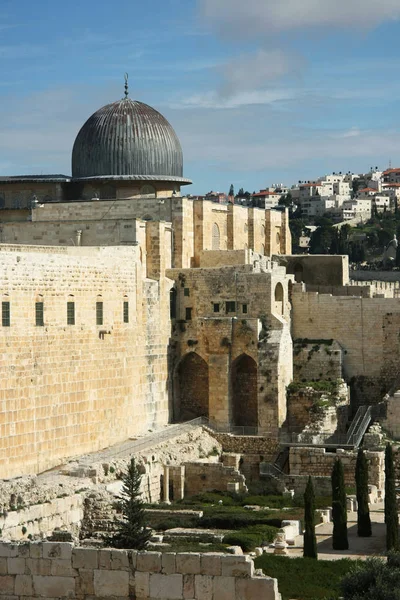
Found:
<box><xmin>124</xmin><ymin>73</ymin><xmax>129</xmax><ymax>98</ymax></box>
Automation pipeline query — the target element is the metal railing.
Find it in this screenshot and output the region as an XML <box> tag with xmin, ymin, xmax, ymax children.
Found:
<box><xmin>259</xmin><ymin>462</ymin><xmax>285</xmax><ymax>478</ymax></box>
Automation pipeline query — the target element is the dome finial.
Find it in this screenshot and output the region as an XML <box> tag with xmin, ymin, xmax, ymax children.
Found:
<box><xmin>124</xmin><ymin>73</ymin><xmax>129</xmax><ymax>98</ymax></box>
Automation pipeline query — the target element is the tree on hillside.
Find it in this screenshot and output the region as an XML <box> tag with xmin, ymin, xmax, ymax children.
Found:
<box><xmin>331</xmin><ymin>458</ymin><xmax>349</xmax><ymax>550</ymax></box>
<box><xmin>385</xmin><ymin>443</ymin><xmax>399</xmax><ymax>551</ymax></box>
<box><xmin>355</xmin><ymin>448</ymin><xmax>372</xmax><ymax>537</ymax></box>
<box><xmin>106</xmin><ymin>458</ymin><xmax>151</xmax><ymax>550</ymax></box>
<box><xmin>229</xmin><ymin>184</ymin><xmax>234</xmax><ymax>197</ymax></box>
<box><xmin>303</xmin><ymin>476</ymin><xmax>318</xmax><ymax>558</ymax></box>
<box><xmin>278</xmin><ymin>192</ymin><xmax>293</xmax><ymax>208</ymax></box>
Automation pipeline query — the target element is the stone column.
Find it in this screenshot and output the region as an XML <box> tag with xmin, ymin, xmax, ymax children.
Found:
<box><xmin>163</xmin><ymin>465</ymin><xmax>170</xmax><ymax>504</ymax></box>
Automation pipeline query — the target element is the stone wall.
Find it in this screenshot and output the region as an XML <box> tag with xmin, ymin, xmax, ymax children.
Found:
<box><xmin>276</xmin><ymin>255</ymin><xmax>349</xmax><ymax>286</ymax></box>
<box><xmin>293</xmin><ymin>340</ymin><xmax>343</xmax><ymax>382</ymax></box>
<box><xmin>0</xmin><ymin>244</ymin><xmax>171</xmax><ymax>479</ymax></box>
<box><xmin>183</xmin><ymin>463</ymin><xmax>247</xmax><ymax>496</ymax></box>
<box><xmin>291</xmin><ymin>285</ymin><xmax>400</xmax><ymax>404</ymax></box>
<box><xmin>289</xmin><ymin>447</ymin><xmax>384</xmax><ymax>490</ymax></box>
<box><xmin>211</xmin><ymin>433</ymin><xmax>279</xmax><ymax>456</ymax></box>
<box><xmin>0</xmin><ymin>542</ymin><xmax>279</xmax><ymax>600</ymax></box>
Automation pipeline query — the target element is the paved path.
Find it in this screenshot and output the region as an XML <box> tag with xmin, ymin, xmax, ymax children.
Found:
<box><xmin>267</xmin><ymin>502</ymin><xmax>387</xmax><ymax>560</ymax></box>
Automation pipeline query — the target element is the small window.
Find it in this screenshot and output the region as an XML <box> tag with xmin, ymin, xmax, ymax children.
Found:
<box><xmin>184</xmin><ymin>288</ymin><xmax>190</xmax><ymax>297</ymax></box>
<box><xmin>2</xmin><ymin>301</ymin><xmax>10</xmax><ymax>327</ymax></box>
<box><xmin>35</xmin><ymin>302</ymin><xmax>44</xmax><ymax>326</ymax></box>
<box><xmin>67</xmin><ymin>301</ymin><xmax>75</xmax><ymax>325</ymax></box>
<box><xmin>226</xmin><ymin>301</ymin><xmax>236</xmax><ymax>313</ymax></box>
<box><xmin>213</xmin><ymin>303</ymin><xmax>220</xmax><ymax>313</ymax></box>
<box><xmin>242</xmin><ymin>304</ymin><xmax>248</xmax><ymax>314</ymax></box>
<box><xmin>123</xmin><ymin>301</ymin><xmax>129</xmax><ymax>323</ymax></box>
<box><xmin>96</xmin><ymin>301</ymin><xmax>103</xmax><ymax>326</ymax></box>
<box><xmin>185</xmin><ymin>307</ymin><xmax>192</xmax><ymax>321</ymax></box>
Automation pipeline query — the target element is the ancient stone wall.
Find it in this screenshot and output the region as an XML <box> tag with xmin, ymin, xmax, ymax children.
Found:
<box><xmin>0</xmin><ymin>244</ymin><xmax>171</xmax><ymax>479</ymax></box>
<box><xmin>276</xmin><ymin>255</ymin><xmax>349</xmax><ymax>286</ymax></box>
<box><xmin>292</xmin><ymin>285</ymin><xmax>400</xmax><ymax>404</ymax></box>
<box><xmin>289</xmin><ymin>447</ymin><xmax>384</xmax><ymax>490</ymax></box>
<box><xmin>183</xmin><ymin>462</ymin><xmax>247</xmax><ymax>496</ymax></box>
<box><xmin>293</xmin><ymin>341</ymin><xmax>343</xmax><ymax>382</ymax></box>
<box><xmin>0</xmin><ymin>542</ymin><xmax>279</xmax><ymax>599</ymax></box>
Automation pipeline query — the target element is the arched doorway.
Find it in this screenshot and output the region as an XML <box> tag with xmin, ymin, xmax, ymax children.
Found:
<box><xmin>231</xmin><ymin>354</ymin><xmax>258</xmax><ymax>427</ymax></box>
<box><xmin>274</xmin><ymin>282</ymin><xmax>284</xmax><ymax>315</ymax></box>
<box><xmin>175</xmin><ymin>353</ymin><xmax>209</xmax><ymax>421</ymax></box>
<box><xmin>294</xmin><ymin>263</ymin><xmax>304</xmax><ymax>283</ymax></box>
<box><xmin>212</xmin><ymin>223</ymin><xmax>220</xmax><ymax>250</ymax></box>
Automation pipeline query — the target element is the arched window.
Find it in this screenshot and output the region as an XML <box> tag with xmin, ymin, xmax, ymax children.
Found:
<box><xmin>274</xmin><ymin>282</ymin><xmax>284</xmax><ymax>315</ymax></box>
<box><xmin>212</xmin><ymin>223</ymin><xmax>220</xmax><ymax>250</ymax></box>
<box><xmin>231</xmin><ymin>354</ymin><xmax>258</xmax><ymax>427</ymax></box>
<box><xmin>276</xmin><ymin>231</ymin><xmax>281</xmax><ymax>246</ymax></box>
<box><xmin>294</xmin><ymin>263</ymin><xmax>304</xmax><ymax>283</ymax></box>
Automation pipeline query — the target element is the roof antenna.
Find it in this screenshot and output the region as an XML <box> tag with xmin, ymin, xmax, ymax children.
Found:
<box><xmin>124</xmin><ymin>73</ymin><xmax>129</xmax><ymax>98</ymax></box>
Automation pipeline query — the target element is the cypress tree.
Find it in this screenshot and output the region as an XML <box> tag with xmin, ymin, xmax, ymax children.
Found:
<box><xmin>385</xmin><ymin>443</ymin><xmax>399</xmax><ymax>551</ymax></box>
<box><xmin>106</xmin><ymin>458</ymin><xmax>151</xmax><ymax>549</ymax></box>
<box><xmin>355</xmin><ymin>448</ymin><xmax>372</xmax><ymax>537</ymax></box>
<box><xmin>303</xmin><ymin>475</ymin><xmax>318</xmax><ymax>558</ymax></box>
<box><xmin>331</xmin><ymin>458</ymin><xmax>349</xmax><ymax>550</ymax></box>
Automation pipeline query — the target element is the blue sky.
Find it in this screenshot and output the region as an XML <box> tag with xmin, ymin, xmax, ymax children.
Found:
<box><xmin>1</xmin><ymin>0</ymin><xmax>400</xmax><ymax>194</ymax></box>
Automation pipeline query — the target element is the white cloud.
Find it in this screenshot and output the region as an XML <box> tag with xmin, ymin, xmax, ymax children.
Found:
<box><xmin>200</xmin><ymin>0</ymin><xmax>400</xmax><ymax>35</ymax></box>
<box><xmin>173</xmin><ymin>87</ymin><xmax>296</xmax><ymax>109</ymax></box>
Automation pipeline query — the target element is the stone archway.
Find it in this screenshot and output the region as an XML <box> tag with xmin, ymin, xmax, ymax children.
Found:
<box><xmin>274</xmin><ymin>282</ymin><xmax>284</xmax><ymax>315</ymax></box>
<box><xmin>294</xmin><ymin>263</ymin><xmax>304</xmax><ymax>283</ymax></box>
<box><xmin>175</xmin><ymin>352</ymin><xmax>209</xmax><ymax>421</ymax></box>
<box><xmin>231</xmin><ymin>354</ymin><xmax>258</xmax><ymax>427</ymax></box>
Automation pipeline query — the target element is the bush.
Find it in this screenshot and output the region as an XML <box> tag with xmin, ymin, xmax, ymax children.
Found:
<box><xmin>340</xmin><ymin>557</ymin><xmax>399</xmax><ymax>600</ymax></box>
<box><xmin>224</xmin><ymin>525</ymin><xmax>277</xmax><ymax>552</ymax></box>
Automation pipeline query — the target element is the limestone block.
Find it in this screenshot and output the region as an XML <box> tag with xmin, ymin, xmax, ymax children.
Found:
<box><xmin>176</xmin><ymin>553</ymin><xmax>201</xmax><ymax>574</ymax></box>
<box><xmin>0</xmin><ymin>544</ymin><xmax>18</xmax><ymax>558</ymax></box>
<box><xmin>129</xmin><ymin>550</ymin><xmax>137</xmax><ymax>569</ymax></box>
<box><xmin>0</xmin><ymin>558</ymin><xmax>7</xmax><ymax>575</ymax></box>
<box><xmin>99</xmin><ymin>549</ymin><xmax>112</xmax><ymax>569</ymax></box>
<box><xmin>7</xmin><ymin>557</ymin><xmax>25</xmax><ymax>574</ymax></box>
<box><xmin>137</xmin><ymin>551</ymin><xmax>162</xmax><ymax>573</ymax></box>
<box><xmin>226</xmin><ymin>546</ymin><xmax>243</xmax><ymax>555</ymax></box>
<box><xmin>150</xmin><ymin>573</ymin><xmax>183</xmax><ymax>599</ymax></box>
<box><xmin>72</xmin><ymin>548</ymin><xmax>98</xmax><ymax>570</ymax></box>
<box><xmin>50</xmin><ymin>559</ymin><xmax>78</xmax><ymax>577</ymax></box>
<box><xmin>183</xmin><ymin>573</ymin><xmax>195</xmax><ymax>599</ymax></box>
<box><xmin>25</xmin><ymin>558</ymin><xmax>52</xmax><ymax>576</ymax></box>
<box><xmin>200</xmin><ymin>553</ymin><xmax>222</xmax><ymax>576</ymax></box>
<box><xmin>221</xmin><ymin>555</ymin><xmax>254</xmax><ymax>578</ymax></box>
<box><xmin>135</xmin><ymin>571</ymin><xmax>150</xmax><ymax>599</ymax></box>
<box><xmin>14</xmin><ymin>574</ymin><xmax>33</xmax><ymax>595</ymax></box>
<box><xmin>213</xmin><ymin>576</ymin><xmax>236</xmax><ymax>600</ymax></box>
<box><xmin>75</xmin><ymin>569</ymin><xmax>95</xmax><ymax>596</ymax></box>
<box><xmin>17</xmin><ymin>544</ymin><xmax>30</xmax><ymax>558</ymax></box>
<box><xmin>93</xmin><ymin>569</ymin><xmax>129</xmax><ymax>597</ymax></box>
<box><xmin>162</xmin><ymin>553</ymin><xmax>176</xmax><ymax>575</ymax></box>
<box><xmin>0</xmin><ymin>575</ymin><xmax>15</xmax><ymax>595</ymax></box>
<box><xmin>42</xmin><ymin>542</ymin><xmax>73</xmax><ymax>560</ymax></box>
<box><xmin>194</xmin><ymin>574</ymin><xmax>213</xmax><ymax>600</ymax></box>
<box><xmin>110</xmin><ymin>549</ymin><xmax>129</xmax><ymax>570</ymax></box>
<box><xmin>32</xmin><ymin>575</ymin><xmax>75</xmax><ymax>597</ymax></box>
<box><xmin>236</xmin><ymin>576</ymin><xmax>279</xmax><ymax>600</ymax></box>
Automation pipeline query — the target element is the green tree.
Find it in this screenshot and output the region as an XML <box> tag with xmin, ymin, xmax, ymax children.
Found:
<box><xmin>340</xmin><ymin>555</ymin><xmax>400</xmax><ymax>600</ymax></box>
<box><xmin>331</xmin><ymin>458</ymin><xmax>349</xmax><ymax>550</ymax></box>
<box><xmin>355</xmin><ymin>449</ymin><xmax>372</xmax><ymax>537</ymax></box>
<box><xmin>279</xmin><ymin>192</ymin><xmax>293</xmax><ymax>208</ymax></box>
<box><xmin>229</xmin><ymin>184</ymin><xmax>234</xmax><ymax>197</ymax></box>
<box><xmin>303</xmin><ymin>476</ymin><xmax>318</xmax><ymax>558</ymax></box>
<box><xmin>385</xmin><ymin>443</ymin><xmax>399</xmax><ymax>551</ymax></box>
<box><xmin>106</xmin><ymin>458</ymin><xmax>151</xmax><ymax>549</ymax></box>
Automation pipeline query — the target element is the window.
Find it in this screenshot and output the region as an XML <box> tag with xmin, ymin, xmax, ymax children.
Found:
<box><xmin>242</xmin><ymin>304</ymin><xmax>248</xmax><ymax>314</ymax></box>
<box><xmin>185</xmin><ymin>307</ymin><xmax>192</xmax><ymax>321</ymax></box>
<box><xmin>170</xmin><ymin>288</ymin><xmax>177</xmax><ymax>319</ymax></box>
<box><xmin>96</xmin><ymin>302</ymin><xmax>103</xmax><ymax>326</ymax></box>
<box><xmin>67</xmin><ymin>302</ymin><xmax>75</xmax><ymax>325</ymax></box>
<box><xmin>35</xmin><ymin>302</ymin><xmax>44</xmax><ymax>326</ymax></box>
<box><xmin>213</xmin><ymin>303</ymin><xmax>220</xmax><ymax>313</ymax></box>
<box><xmin>184</xmin><ymin>288</ymin><xmax>190</xmax><ymax>297</ymax></box>
<box><xmin>2</xmin><ymin>301</ymin><xmax>10</xmax><ymax>327</ymax></box>
<box><xmin>123</xmin><ymin>301</ymin><xmax>129</xmax><ymax>323</ymax></box>
<box><xmin>226</xmin><ymin>301</ymin><xmax>236</xmax><ymax>313</ymax></box>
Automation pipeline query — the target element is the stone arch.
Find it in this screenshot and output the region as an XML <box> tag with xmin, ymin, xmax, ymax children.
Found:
<box><xmin>274</xmin><ymin>282</ymin><xmax>284</xmax><ymax>315</ymax></box>
<box><xmin>212</xmin><ymin>223</ymin><xmax>220</xmax><ymax>250</ymax></box>
<box><xmin>294</xmin><ymin>263</ymin><xmax>304</xmax><ymax>283</ymax></box>
<box><xmin>231</xmin><ymin>354</ymin><xmax>258</xmax><ymax>427</ymax></box>
<box><xmin>174</xmin><ymin>352</ymin><xmax>209</xmax><ymax>421</ymax></box>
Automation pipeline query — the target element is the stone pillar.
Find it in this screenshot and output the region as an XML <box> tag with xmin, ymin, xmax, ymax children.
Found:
<box><xmin>163</xmin><ymin>465</ymin><xmax>170</xmax><ymax>504</ymax></box>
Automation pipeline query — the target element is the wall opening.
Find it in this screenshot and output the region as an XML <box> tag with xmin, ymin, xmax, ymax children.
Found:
<box><xmin>212</xmin><ymin>223</ymin><xmax>220</xmax><ymax>250</ymax></box>
<box><xmin>231</xmin><ymin>354</ymin><xmax>258</xmax><ymax>427</ymax></box>
<box><xmin>274</xmin><ymin>282</ymin><xmax>284</xmax><ymax>315</ymax></box>
<box><xmin>175</xmin><ymin>352</ymin><xmax>209</xmax><ymax>421</ymax></box>
<box><xmin>294</xmin><ymin>263</ymin><xmax>304</xmax><ymax>283</ymax></box>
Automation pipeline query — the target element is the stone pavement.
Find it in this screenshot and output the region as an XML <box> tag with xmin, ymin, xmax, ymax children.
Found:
<box><xmin>267</xmin><ymin>502</ymin><xmax>387</xmax><ymax>560</ymax></box>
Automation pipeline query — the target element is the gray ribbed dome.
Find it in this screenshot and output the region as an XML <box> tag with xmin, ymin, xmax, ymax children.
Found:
<box><xmin>72</xmin><ymin>98</ymin><xmax>188</xmax><ymax>182</ymax></box>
